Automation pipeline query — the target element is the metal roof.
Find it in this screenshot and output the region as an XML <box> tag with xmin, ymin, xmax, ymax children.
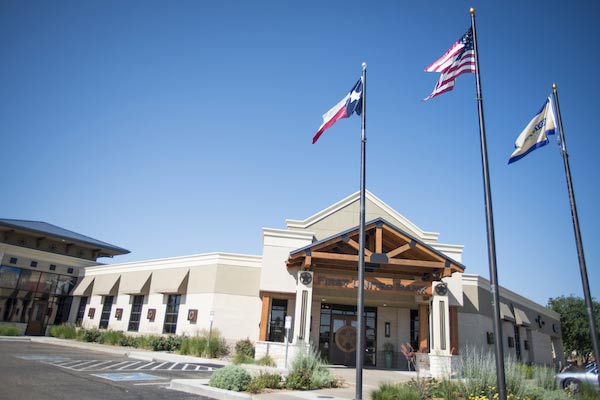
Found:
<box><xmin>0</xmin><ymin>218</ymin><xmax>130</xmax><ymax>255</ymax></box>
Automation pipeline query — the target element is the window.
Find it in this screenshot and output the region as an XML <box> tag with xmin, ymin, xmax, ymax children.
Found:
<box><xmin>268</xmin><ymin>299</ymin><xmax>288</xmax><ymax>342</ymax></box>
<box><xmin>67</xmin><ymin>268</ymin><xmax>74</xmax><ymax>274</ymax></box>
<box><xmin>9</xmin><ymin>257</ymin><xmax>17</xmax><ymax>264</ymax></box>
<box><xmin>49</xmin><ymin>265</ymin><xmax>56</xmax><ymax>271</ymax></box>
<box><xmin>0</xmin><ymin>266</ymin><xmax>21</xmax><ymax>289</ymax></box>
<box><xmin>53</xmin><ymin>296</ymin><xmax>73</xmax><ymax>325</ymax></box>
<box><xmin>128</xmin><ymin>295</ymin><xmax>144</xmax><ymax>332</ymax></box>
<box><xmin>163</xmin><ymin>294</ymin><xmax>181</xmax><ymax>334</ymax></box>
<box><xmin>99</xmin><ymin>296</ymin><xmax>114</xmax><ymax>329</ymax></box>
<box><xmin>76</xmin><ymin>297</ymin><xmax>88</xmax><ymax>326</ymax></box>
<box><xmin>30</xmin><ymin>261</ymin><xmax>38</xmax><ymax>268</ymax></box>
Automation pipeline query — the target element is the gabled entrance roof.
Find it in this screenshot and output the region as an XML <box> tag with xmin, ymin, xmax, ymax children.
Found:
<box><xmin>287</xmin><ymin>217</ymin><xmax>465</xmax><ymax>280</ymax></box>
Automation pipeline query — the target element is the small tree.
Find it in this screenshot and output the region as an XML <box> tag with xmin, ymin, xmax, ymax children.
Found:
<box><xmin>548</xmin><ymin>295</ymin><xmax>600</xmax><ymax>364</ymax></box>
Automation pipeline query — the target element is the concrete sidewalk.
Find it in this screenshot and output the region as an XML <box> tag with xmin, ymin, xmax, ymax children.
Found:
<box><xmin>15</xmin><ymin>336</ymin><xmax>416</xmax><ymax>400</ymax></box>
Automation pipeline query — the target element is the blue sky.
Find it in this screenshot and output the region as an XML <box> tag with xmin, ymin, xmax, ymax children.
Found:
<box><xmin>1</xmin><ymin>0</ymin><xmax>598</xmax><ymax>306</ymax></box>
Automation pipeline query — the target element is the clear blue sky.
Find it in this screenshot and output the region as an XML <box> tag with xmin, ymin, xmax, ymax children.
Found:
<box><xmin>1</xmin><ymin>0</ymin><xmax>598</xmax><ymax>306</ymax></box>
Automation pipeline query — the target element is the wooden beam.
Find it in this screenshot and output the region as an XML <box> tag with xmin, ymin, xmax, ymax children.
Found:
<box><xmin>450</xmin><ymin>306</ymin><xmax>459</xmax><ymax>355</ymax></box>
<box><xmin>343</xmin><ymin>236</ymin><xmax>372</xmax><ymax>256</ymax></box>
<box><xmin>387</xmin><ymin>258</ymin><xmax>445</xmax><ymax>268</ymax></box>
<box><xmin>419</xmin><ymin>304</ymin><xmax>429</xmax><ymax>352</ymax></box>
<box><xmin>303</xmin><ymin>255</ymin><xmax>312</xmax><ymax>268</ymax></box>
<box><xmin>259</xmin><ymin>294</ymin><xmax>271</xmax><ymax>341</ymax></box>
<box><xmin>386</xmin><ymin>242</ymin><xmax>412</xmax><ymax>258</ymax></box>
<box><xmin>36</xmin><ymin>237</ymin><xmax>45</xmax><ymax>248</ymax></box>
<box><xmin>375</xmin><ymin>225</ymin><xmax>382</xmax><ymax>253</ymax></box>
<box><xmin>311</xmin><ymin>251</ymin><xmax>358</xmax><ymax>262</ymax></box>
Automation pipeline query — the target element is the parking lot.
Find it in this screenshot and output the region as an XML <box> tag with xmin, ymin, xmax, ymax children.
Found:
<box><xmin>0</xmin><ymin>339</ymin><xmax>215</xmax><ymax>400</ymax></box>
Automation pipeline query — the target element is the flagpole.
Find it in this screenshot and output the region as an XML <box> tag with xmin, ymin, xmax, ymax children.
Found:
<box><xmin>355</xmin><ymin>61</ymin><xmax>367</xmax><ymax>400</ymax></box>
<box><xmin>470</xmin><ymin>8</ymin><xmax>507</xmax><ymax>400</ymax></box>
<box><xmin>552</xmin><ymin>84</ymin><xmax>600</xmax><ymax>386</ymax></box>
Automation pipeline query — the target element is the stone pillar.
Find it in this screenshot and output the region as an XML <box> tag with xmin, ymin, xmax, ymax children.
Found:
<box><xmin>293</xmin><ymin>271</ymin><xmax>313</xmax><ymax>344</ymax></box>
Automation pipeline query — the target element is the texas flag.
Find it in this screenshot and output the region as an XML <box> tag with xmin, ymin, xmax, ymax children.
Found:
<box><xmin>312</xmin><ymin>78</ymin><xmax>363</xmax><ymax>144</ymax></box>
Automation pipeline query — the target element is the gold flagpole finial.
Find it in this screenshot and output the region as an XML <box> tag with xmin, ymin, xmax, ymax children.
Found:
<box><xmin>552</xmin><ymin>83</ymin><xmax>557</xmax><ymax>90</ymax></box>
<box><xmin>470</xmin><ymin>7</ymin><xmax>475</xmax><ymax>15</ymax></box>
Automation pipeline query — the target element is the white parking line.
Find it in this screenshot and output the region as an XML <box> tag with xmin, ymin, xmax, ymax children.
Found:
<box><xmin>151</xmin><ymin>362</ymin><xmax>168</xmax><ymax>370</ymax></box>
<box><xmin>99</xmin><ymin>361</ymin><xmax>130</xmax><ymax>370</ymax></box>
<box><xmin>134</xmin><ymin>361</ymin><xmax>156</xmax><ymax>370</ymax></box>
<box><xmin>167</xmin><ymin>363</ymin><xmax>179</xmax><ymax>370</ymax></box>
<box><xmin>80</xmin><ymin>360</ymin><xmax>114</xmax><ymax>370</ymax></box>
<box><xmin>66</xmin><ymin>360</ymin><xmax>100</xmax><ymax>369</ymax></box>
<box><xmin>117</xmin><ymin>361</ymin><xmax>141</xmax><ymax>370</ymax></box>
<box><xmin>133</xmin><ymin>382</ymin><xmax>169</xmax><ymax>386</ymax></box>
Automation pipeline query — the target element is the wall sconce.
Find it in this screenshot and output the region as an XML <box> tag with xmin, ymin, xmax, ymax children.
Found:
<box><xmin>486</xmin><ymin>331</ymin><xmax>494</xmax><ymax>344</ymax></box>
<box><xmin>385</xmin><ymin>322</ymin><xmax>391</xmax><ymax>337</ymax></box>
<box><xmin>188</xmin><ymin>309</ymin><xmax>198</xmax><ymax>323</ymax></box>
<box><xmin>115</xmin><ymin>308</ymin><xmax>123</xmax><ymax>320</ymax></box>
<box><xmin>508</xmin><ymin>337</ymin><xmax>515</xmax><ymax>348</ymax></box>
<box><xmin>88</xmin><ymin>308</ymin><xmax>96</xmax><ymax>319</ymax></box>
<box><xmin>147</xmin><ymin>308</ymin><xmax>156</xmax><ymax>322</ymax></box>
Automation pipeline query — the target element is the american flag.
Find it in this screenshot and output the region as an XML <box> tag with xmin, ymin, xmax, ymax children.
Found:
<box><xmin>424</xmin><ymin>27</ymin><xmax>475</xmax><ymax>100</ymax></box>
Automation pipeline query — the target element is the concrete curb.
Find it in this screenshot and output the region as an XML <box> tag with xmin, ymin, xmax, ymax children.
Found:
<box><xmin>170</xmin><ymin>379</ymin><xmax>253</xmax><ymax>400</ymax></box>
<box><xmin>0</xmin><ymin>336</ymin><xmax>31</xmax><ymax>341</ymax></box>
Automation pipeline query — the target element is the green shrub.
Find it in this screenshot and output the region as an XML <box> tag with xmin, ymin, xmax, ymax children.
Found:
<box><xmin>179</xmin><ymin>336</ymin><xmax>207</xmax><ymax>356</ymax></box>
<box><xmin>285</xmin><ymin>351</ymin><xmax>337</xmax><ymax>390</ymax></box>
<box><xmin>431</xmin><ymin>378</ymin><xmax>460</xmax><ymax>400</ymax></box>
<box><xmin>0</xmin><ymin>325</ymin><xmax>20</xmax><ymax>336</ymax></box>
<box><xmin>371</xmin><ymin>382</ymin><xmax>420</xmax><ymax>400</ymax></box>
<box><xmin>405</xmin><ymin>378</ymin><xmax>436</xmax><ymax>400</ymax></box>
<box><xmin>522</xmin><ymin>385</ymin><xmax>549</xmax><ymax>400</ymax></box>
<box><xmin>578</xmin><ymin>381</ymin><xmax>600</xmax><ymax>400</ymax></box>
<box><xmin>533</xmin><ymin>364</ymin><xmax>557</xmax><ymax>390</ymax></box>
<box><xmin>206</xmin><ymin>335</ymin><xmax>228</xmax><ymax>358</ymax></box>
<box><xmin>235</xmin><ymin>338</ymin><xmax>255</xmax><ymax>358</ymax></box>
<box><xmin>538</xmin><ymin>389</ymin><xmax>573</xmax><ymax>400</ymax></box>
<box><xmin>459</xmin><ymin>346</ymin><xmax>498</xmax><ymax>398</ymax></box>
<box><xmin>82</xmin><ymin>328</ymin><xmax>102</xmax><ymax>342</ymax></box>
<box><xmin>118</xmin><ymin>335</ymin><xmax>139</xmax><ymax>347</ymax></box>
<box><xmin>209</xmin><ymin>365</ymin><xmax>251</xmax><ymax>391</ymax></box>
<box><xmin>49</xmin><ymin>324</ymin><xmax>77</xmax><ymax>339</ymax></box>
<box><xmin>256</xmin><ymin>354</ymin><xmax>276</xmax><ymax>367</ymax></box>
<box><xmin>504</xmin><ymin>356</ymin><xmax>527</xmax><ymax>398</ymax></box>
<box><xmin>146</xmin><ymin>335</ymin><xmax>181</xmax><ymax>351</ymax></box>
<box><xmin>233</xmin><ymin>352</ymin><xmax>254</xmax><ymax>365</ymax></box>
<box><xmin>98</xmin><ymin>330</ymin><xmax>127</xmax><ymax>345</ymax></box>
<box><xmin>246</xmin><ymin>372</ymin><xmax>282</xmax><ymax>393</ymax></box>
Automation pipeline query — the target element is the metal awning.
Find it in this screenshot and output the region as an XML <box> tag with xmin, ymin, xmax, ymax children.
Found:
<box><xmin>152</xmin><ymin>269</ymin><xmax>189</xmax><ymax>294</ymax></box>
<box><xmin>119</xmin><ymin>271</ymin><xmax>152</xmax><ymax>295</ymax></box>
<box><xmin>500</xmin><ymin>302</ymin><xmax>515</xmax><ymax>321</ymax></box>
<box><xmin>92</xmin><ymin>274</ymin><xmax>120</xmax><ymax>296</ymax></box>
<box><xmin>514</xmin><ymin>307</ymin><xmax>531</xmax><ymax>326</ymax></box>
<box><xmin>72</xmin><ymin>276</ymin><xmax>94</xmax><ymax>296</ymax></box>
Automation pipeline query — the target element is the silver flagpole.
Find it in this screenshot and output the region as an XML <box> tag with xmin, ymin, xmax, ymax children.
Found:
<box><xmin>355</xmin><ymin>61</ymin><xmax>367</xmax><ymax>400</ymax></box>
<box><xmin>552</xmin><ymin>84</ymin><xmax>600</xmax><ymax>387</ymax></box>
<box><xmin>470</xmin><ymin>8</ymin><xmax>507</xmax><ymax>400</ymax></box>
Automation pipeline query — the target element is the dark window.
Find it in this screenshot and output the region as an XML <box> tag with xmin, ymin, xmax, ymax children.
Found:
<box><xmin>67</xmin><ymin>268</ymin><xmax>74</xmax><ymax>274</ymax></box>
<box><xmin>0</xmin><ymin>266</ymin><xmax>21</xmax><ymax>289</ymax></box>
<box><xmin>9</xmin><ymin>257</ymin><xmax>17</xmax><ymax>264</ymax></box>
<box><xmin>268</xmin><ymin>299</ymin><xmax>288</xmax><ymax>342</ymax></box>
<box><xmin>162</xmin><ymin>295</ymin><xmax>181</xmax><ymax>334</ymax></box>
<box><xmin>410</xmin><ymin>309</ymin><xmax>419</xmax><ymax>351</ymax></box>
<box><xmin>128</xmin><ymin>295</ymin><xmax>144</xmax><ymax>332</ymax></box>
<box><xmin>53</xmin><ymin>296</ymin><xmax>73</xmax><ymax>325</ymax></box>
<box><xmin>514</xmin><ymin>325</ymin><xmax>521</xmax><ymax>360</ymax></box>
<box><xmin>49</xmin><ymin>265</ymin><xmax>56</xmax><ymax>271</ymax></box>
<box><xmin>99</xmin><ymin>296</ymin><xmax>114</xmax><ymax>329</ymax></box>
<box><xmin>30</xmin><ymin>261</ymin><xmax>38</xmax><ymax>268</ymax></box>
<box><xmin>76</xmin><ymin>297</ymin><xmax>88</xmax><ymax>326</ymax></box>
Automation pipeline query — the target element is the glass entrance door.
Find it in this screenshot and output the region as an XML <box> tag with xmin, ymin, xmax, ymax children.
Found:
<box><xmin>319</xmin><ymin>303</ymin><xmax>377</xmax><ymax>367</ymax></box>
<box><xmin>25</xmin><ymin>301</ymin><xmax>48</xmax><ymax>335</ymax></box>
<box><xmin>330</xmin><ymin>316</ymin><xmax>358</xmax><ymax>365</ymax></box>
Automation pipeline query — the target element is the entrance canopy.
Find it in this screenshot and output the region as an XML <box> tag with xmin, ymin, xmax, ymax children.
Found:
<box><xmin>287</xmin><ymin>218</ymin><xmax>465</xmax><ymax>292</ymax></box>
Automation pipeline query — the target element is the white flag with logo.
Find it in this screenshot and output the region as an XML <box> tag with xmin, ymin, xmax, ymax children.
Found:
<box><xmin>509</xmin><ymin>96</ymin><xmax>556</xmax><ymax>164</ymax></box>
